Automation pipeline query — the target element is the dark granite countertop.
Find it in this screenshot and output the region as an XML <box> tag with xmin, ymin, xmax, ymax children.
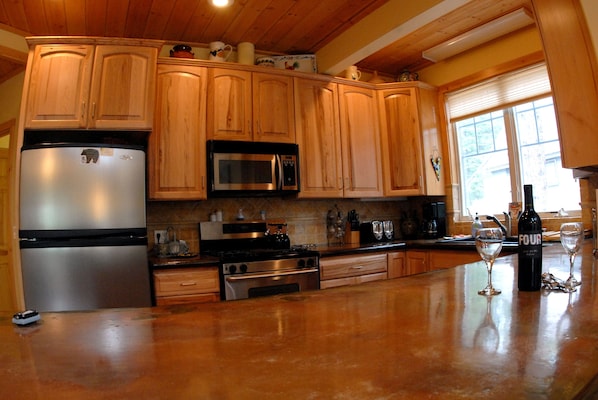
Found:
<box><xmin>150</xmin><ymin>237</ymin><xmax>527</xmax><ymax>269</ymax></box>
<box><xmin>149</xmin><ymin>254</ymin><xmax>220</xmax><ymax>269</ymax></box>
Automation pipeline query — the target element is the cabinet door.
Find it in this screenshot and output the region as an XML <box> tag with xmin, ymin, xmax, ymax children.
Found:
<box><xmin>532</xmin><ymin>0</ymin><xmax>598</xmax><ymax>168</ymax></box>
<box><xmin>294</xmin><ymin>78</ymin><xmax>343</xmax><ymax>197</ymax></box>
<box><xmin>406</xmin><ymin>250</ymin><xmax>428</xmax><ymax>275</ymax></box>
<box><xmin>428</xmin><ymin>250</ymin><xmax>481</xmax><ymax>270</ymax></box>
<box><xmin>378</xmin><ymin>85</ymin><xmax>444</xmax><ymax>196</ymax></box>
<box><xmin>387</xmin><ymin>251</ymin><xmax>407</xmax><ymax>278</ymax></box>
<box><xmin>149</xmin><ymin>64</ymin><xmax>207</xmax><ymax>200</ymax></box>
<box><xmin>253</xmin><ymin>73</ymin><xmax>295</xmax><ymax>143</ymax></box>
<box><xmin>25</xmin><ymin>44</ymin><xmax>94</xmax><ymax>128</ymax></box>
<box><xmin>90</xmin><ymin>46</ymin><xmax>157</xmax><ymax>129</ymax></box>
<box><xmin>207</xmin><ymin>68</ymin><xmax>252</xmax><ymax>140</ymax></box>
<box><xmin>338</xmin><ymin>84</ymin><xmax>383</xmax><ymax>197</ymax></box>
<box><xmin>379</xmin><ymin>87</ymin><xmax>423</xmax><ymax>195</ymax></box>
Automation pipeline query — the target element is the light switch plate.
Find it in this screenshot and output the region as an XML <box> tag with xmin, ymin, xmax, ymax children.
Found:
<box><xmin>154</xmin><ymin>230</ymin><xmax>167</xmax><ymax>244</ymax></box>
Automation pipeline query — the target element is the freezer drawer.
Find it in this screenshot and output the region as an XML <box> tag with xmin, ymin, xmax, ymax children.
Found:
<box><xmin>21</xmin><ymin>244</ymin><xmax>151</xmax><ymax>312</ymax></box>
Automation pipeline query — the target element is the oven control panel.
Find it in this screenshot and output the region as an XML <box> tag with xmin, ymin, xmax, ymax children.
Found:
<box><xmin>222</xmin><ymin>257</ymin><xmax>318</xmax><ymax>275</ymax></box>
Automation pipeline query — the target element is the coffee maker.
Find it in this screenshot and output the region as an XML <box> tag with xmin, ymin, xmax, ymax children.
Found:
<box><xmin>422</xmin><ymin>201</ymin><xmax>446</xmax><ymax>239</ymax></box>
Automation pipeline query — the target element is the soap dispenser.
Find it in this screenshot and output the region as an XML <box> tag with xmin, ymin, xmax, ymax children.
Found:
<box><xmin>471</xmin><ymin>213</ymin><xmax>483</xmax><ymax>238</ymax></box>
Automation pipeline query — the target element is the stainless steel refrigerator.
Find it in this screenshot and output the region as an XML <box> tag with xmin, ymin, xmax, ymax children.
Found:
<box><xmin>19</xmin><ymin>134</ymin><xmax>151</xmax><ymax>312</ymax></box>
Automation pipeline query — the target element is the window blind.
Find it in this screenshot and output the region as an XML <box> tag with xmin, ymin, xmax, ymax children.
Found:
<box><xmin>446</xmin><ymin>63</ymin><xmax>552</xmax><ymax>120</ymax></box>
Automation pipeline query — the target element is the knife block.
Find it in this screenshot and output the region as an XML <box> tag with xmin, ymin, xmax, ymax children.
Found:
<box><xmin>345</xmin><ymin>225</ymin><xmax>360</xmax><ymax>244</ymax></box>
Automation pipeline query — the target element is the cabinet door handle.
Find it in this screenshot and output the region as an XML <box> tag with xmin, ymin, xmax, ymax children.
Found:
<box><xmin>179</xmin><ymin>281</ymin><xmax>197</xmax><ymax>287</ymax></box>
<box><xmin>81</xmin><ymin>101</ymin><xmax>86</xmax><ymax>119</ymax></box>
<box><xmin>91</xmin><ymin>102</ymin><xmax>96</xmax><ymax>119</ymax></box>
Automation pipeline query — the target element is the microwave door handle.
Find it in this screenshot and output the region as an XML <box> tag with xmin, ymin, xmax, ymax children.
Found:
<box><xmin>275</xmin><ymin>154</ymin><xmax>283</xmax><ymax>190</ymax></box>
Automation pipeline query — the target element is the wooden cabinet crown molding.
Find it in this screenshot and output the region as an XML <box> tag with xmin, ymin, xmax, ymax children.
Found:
<box><xmin>26</xmin><ymin>36</ymin><xmax>164</xmax><ymax>49</ymax></box>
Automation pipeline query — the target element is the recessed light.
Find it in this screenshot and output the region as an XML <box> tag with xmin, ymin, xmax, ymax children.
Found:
<box><xmin>212</xmin><ymin>0</ymin><xmax>234</xmax><ymax>7</ymax></box>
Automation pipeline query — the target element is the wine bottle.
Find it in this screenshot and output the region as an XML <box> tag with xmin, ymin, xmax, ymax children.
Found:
<box><xmin>518</xmin><ymin>184</ymin><xmax>542</xmax><ymax>291</ymax></box>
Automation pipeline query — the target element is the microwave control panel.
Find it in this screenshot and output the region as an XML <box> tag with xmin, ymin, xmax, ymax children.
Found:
<box><xmin>281</xmin><ymin>155</ymin><xmax>298</xmax><ymax>188</ymax></box>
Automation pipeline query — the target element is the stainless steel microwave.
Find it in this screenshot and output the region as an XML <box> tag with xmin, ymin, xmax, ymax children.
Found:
<box><xmin>207</xmin><ymin>140</ymin><xmax>300</xmax><ymax>197</ymax></box>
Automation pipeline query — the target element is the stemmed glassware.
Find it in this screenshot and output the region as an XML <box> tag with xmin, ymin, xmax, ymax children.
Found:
<box><xmin>383</xmin><ymin>220</ymin><xmax>394</xmax><ymax>240</ymax></box>
<box><xmin>372</xmin><ymin>221</ymin><xmax>384</xmax><ymax>241</ymax></box>
<box><xmin>560</xmin><ymin>222</ymin><xmax>583</xmax><ymax>290</ymax></box>
<box><xmin>475</xmin><ymin>227</ymin><xmax>503</xmax><ymax>296</ymax></box>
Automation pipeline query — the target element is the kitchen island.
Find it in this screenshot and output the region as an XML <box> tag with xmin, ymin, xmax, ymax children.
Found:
<box><xmin>2</xmin><ymin>242</ymin><xmax>598</xmax><ymax>399</ymax></box>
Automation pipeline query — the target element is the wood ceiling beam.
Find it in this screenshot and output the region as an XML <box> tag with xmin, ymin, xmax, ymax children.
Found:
<box><xmin>316</xmin><ymin>0</ymin><xmax>474</xmax><ymax>75</ymax></box>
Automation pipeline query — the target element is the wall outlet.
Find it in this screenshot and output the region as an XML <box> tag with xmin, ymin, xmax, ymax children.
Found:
<box><xmin>154</xmin><ymin>230</ymin><xmax>167</xmax><ymax>244</ymax></box>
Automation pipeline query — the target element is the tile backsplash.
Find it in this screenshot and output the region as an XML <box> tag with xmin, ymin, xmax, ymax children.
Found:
<box><xmin>147</xmin><ymin>197</ymin><xmax>442</xmax><ymax>253</ymax></box>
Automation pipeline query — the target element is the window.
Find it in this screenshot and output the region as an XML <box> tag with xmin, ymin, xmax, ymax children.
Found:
<box><xmin>447</xmin><ymin>64</ymin><xmax>580</xmax><ymax>217</ymax></box>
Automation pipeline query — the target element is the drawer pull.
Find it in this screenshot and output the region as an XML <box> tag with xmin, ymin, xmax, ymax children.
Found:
<box><xmin>350</xmin><ymin>265</ymin><xmax>364</xmax><ymax>269</ymax></box>
<box><xmin>179</xmin><ymin>281</ymin><xmax>198</xmax><ymax>287</ymax></box>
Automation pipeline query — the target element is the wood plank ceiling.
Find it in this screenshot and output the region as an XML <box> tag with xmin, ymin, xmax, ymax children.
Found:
<box><xmin>0</xmin><ymin>0</ymin><xmax>532</xmax><ymax>84</ymax></box>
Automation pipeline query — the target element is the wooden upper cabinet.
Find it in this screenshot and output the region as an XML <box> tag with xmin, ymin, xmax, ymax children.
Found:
<box><xmin>89</xmin><ymin>46</ymin><xmax>157</xmax><ymax>129</ymax></box>
<box><xmin>377</xmin><ymin>83</ymin><xmax>444</xmax><ymax>196</ymax></box>
<box><xmin>531</xmin><ymin>0</ymin><xmax>598</xmax><ymax>169</ymax></box>
<box><xmin>149</xmin><ymin>63</ymin><xmax>207</xmax><ymax>200</ymax></box>
<box><xmin>207</xmin><ymin>69</ymin><xmax>295</xmax><ymax>142</ymax></box>
<box><xmin>25</xmin><ymin>43</ymin><xmax>157</xmax><ymax>130</ymax></box>
<box><xmin>252</xmin><ymin>72</ymin><xmax>295</xmax><ymax>143</ymax></box>
<box><xmin>338</xmin><ymin>84</ymin><xmax>383</xmax><ymax>198</ymax></box>
<box><xmin>207</xmin><ymin>68</ymin><xmax>252</xmax><ymax>141</ymax></box>
<box><xmin>294</xmin><ymin>78</ymin><xmax>343</xmax><ymax>198</ymax></box>
<box><xmin>25</xmin><ymin>44</ymin><xmax>94</xmax><ymax>128</ymax></box>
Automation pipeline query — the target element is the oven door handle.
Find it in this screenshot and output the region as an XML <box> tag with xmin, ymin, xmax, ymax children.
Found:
<box><xmin>225</xmin><ymin>268</ymin><xmax>318</xmax><ymax>282</ymax></box>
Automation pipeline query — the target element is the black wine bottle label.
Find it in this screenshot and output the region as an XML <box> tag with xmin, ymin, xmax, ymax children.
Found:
<box><xmin>518</xmin><ymin>185</ymin><xmax>542</xmax><ymax>291</ymax></box>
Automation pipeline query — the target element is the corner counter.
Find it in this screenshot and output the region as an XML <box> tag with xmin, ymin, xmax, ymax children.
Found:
<box><xmin>3</xmin><ymin>241</ymin><xmax>598</xmax><ymax>398</ymax></box>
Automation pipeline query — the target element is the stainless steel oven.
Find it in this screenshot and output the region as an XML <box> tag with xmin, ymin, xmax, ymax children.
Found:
<box><xmin>199</xmin><ymin>221</ymin><xmax>319</xmax><ymax>301</ymax></box>
<box><xmin>222</xmin><ymin>256</ymin><xmax>319</xmax><ymax>300</ymax></box>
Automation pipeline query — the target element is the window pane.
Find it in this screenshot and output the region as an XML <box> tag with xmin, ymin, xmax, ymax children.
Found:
<box><xmin>515</xmin><ymin>99</ymin><xmax>580</xmax><ymax>212</ymax></box>
<box><xmin>456</xmin><ymin>113</ymin><xmax>511</xmax><ymax>215</ymax></box>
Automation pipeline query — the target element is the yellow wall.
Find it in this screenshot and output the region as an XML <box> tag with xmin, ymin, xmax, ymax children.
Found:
<box><xmin>418</xmin><ymin>25</ymin><xmax>543</xmax><ymax>87</ymax></box>
<box><xmin>0</xmin><ymin>72</ymin><xmax>25</xmax><ymax>148</ymax></box>
<box><xmin>0</xmin><ymin>28</ymin><xmax>27</xmax><ymax>148</ymax></box>
<box><xmin>580</xmin><ymin>0</ymin><xmax>598</xmax><ymax>56</ymax></box>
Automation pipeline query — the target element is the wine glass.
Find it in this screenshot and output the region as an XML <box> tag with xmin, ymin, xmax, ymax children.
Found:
<box><xmin>560</xmin><ymin>222</ymin><xmax>583</xmax><ymax>290</ymax></box>
<box><xmin>383</xmin><ymin>220</ymin><xmax>394</xmax><ymax>240</ymax></box>
<box><xmin>475</xmin><ymin>228</ymin><xmax>503</xmax><ymax>296</ymax></box>
<box><xmin>372</xmin><ymin>221</ymin><xmax>383</xmax><ymax>241</ymax></box>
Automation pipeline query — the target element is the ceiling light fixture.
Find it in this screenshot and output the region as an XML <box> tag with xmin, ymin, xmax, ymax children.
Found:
<box><xmin>422</xmin><ymin>8</ymin><xmax>534</xmax><ymax>63</ymax></box>
<box><xmin>211</xmin><ymin>0</ymin><xmax>234</xmax><ymax>7</ymax></box>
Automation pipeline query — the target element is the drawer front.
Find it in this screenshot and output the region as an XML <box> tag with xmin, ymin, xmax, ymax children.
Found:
<box><xmin>154</xmin><ymin>267</ymin><xmax>219</xmax><ymax>296</ymax></box>
<box><xmin>320</xmin><ymin>253</ymin><xmax>387</xmax><ymax>280</ymax></box>
<box><xmin>155</xmin><ymin>293</ymin><xmax>220</xmax><ymax>306</ymax></box>
<box><xmin>320</xmin><ymin>271</ymin><xmax>388</xmax><ymax>289</ymax></box>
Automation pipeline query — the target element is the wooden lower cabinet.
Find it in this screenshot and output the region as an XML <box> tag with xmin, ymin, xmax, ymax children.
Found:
<box><xmin>406</xmin><ymin>250</ymin><xmax>428</xmax><ymax>275</ymax></box>
<box><xmin>408</xmin><ymin>249</ymin><xmax>485</xmax><ymax>273</ymax></box>
<box><xmin>429</xmin><ymin>250</ymin><xmax>482</xmax><ymax>270</ymax></box>
<box><xmin>320</xmin><ymin>253</ymin><xmax>387</xmax><ymax>289</ymax></box>
<box><xmin>387</xmin><ymin>251</ymin><xmax>407</xmax><ymax>278</ymax></box>
<box><xmin>153</xmin><ymin>267</ymin><xmax>220</xmax><ymax>305</ymax></box>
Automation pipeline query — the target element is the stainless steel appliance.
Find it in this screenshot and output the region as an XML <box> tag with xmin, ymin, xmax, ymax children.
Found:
<box><xmin>19</xmin><ymin>131</ymin><xmax>152</xmax><ymax>312</ymax></box>
<box><xmin>199</xmin><ymin>221</ymin><xmax>319</xmax><ymax>301</ymax></box>
<box><xmin>207</xmin><ymin>140</ymin><xmax>299</xmax><ymax>197</ymax></box>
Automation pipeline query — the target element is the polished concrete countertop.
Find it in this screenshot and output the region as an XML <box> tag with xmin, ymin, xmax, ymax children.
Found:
<box><xmin>3</xmin><ymin>242</ymin><xmax>598</xmax><ymax>399</ymax></box>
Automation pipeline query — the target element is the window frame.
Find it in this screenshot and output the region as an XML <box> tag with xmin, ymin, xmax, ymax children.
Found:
<box><xmin>450</xmin><ymin>96</ymin><xmax>581</xmax><ymax>222</ymax></box>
